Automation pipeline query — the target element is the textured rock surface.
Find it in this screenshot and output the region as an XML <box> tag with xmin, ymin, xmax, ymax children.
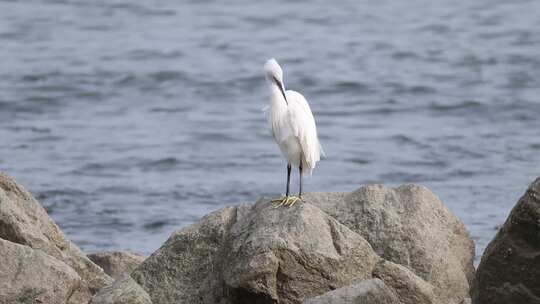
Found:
<box><xmin>303</xmin><ymin>279</ymin><xmax>399</xmax><ymax>304</ymax></box>
<box><xmin>305</xmin><ymin>185</ymin><xmax>475</xmax><ymax>303</ymax></box>
<box><xmin>0</xmin><ymin>238</ymin><xmax>92</xmax><ymax>304</ymax></box>
<box><xmin>0</xmin><ymin>172</ymin><xmax>112</xmax><ymax>292</ymax></box>
<box><xmin>91</xmin><ymin>274</ymin><xmax>152</xmax><ymax>304</ymax></box>
<box><xmin>131</xmin><ymin>205</ymin><xmax>239</xmax><ymax>304</ymax></box>
<box><xmin>132</xmin><ymin>184</ymin><xmax>474</xmax><ymax>304</ymax></box>
<box><xmin>373</xmin><ymin>260</ymin><xmax>437</xmax><ymax>304</ymax></box>
<box><xmin>89</xmin><ymin>251</ymin><xmax>145</xmax><ymax>279</ymax></box>
<box><xmin>222</xmin><ymin>201</ymin><xmax>380</xmax><ymax>304</ymax></box>
<box><xmin>473</xmin><ymin>178</ymin><xmax>540</xmax><ymax>304</ymax></box>
<box><xmin>132</xmin><ymin>201</ymin><xmax>380</xmax><ymax>304</ymax></box>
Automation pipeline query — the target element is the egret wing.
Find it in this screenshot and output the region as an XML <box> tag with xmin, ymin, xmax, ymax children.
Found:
<box><xmin>285</xmin><ymin>90</ymin><xmax>324</xmax><ymax>174</ymax></box>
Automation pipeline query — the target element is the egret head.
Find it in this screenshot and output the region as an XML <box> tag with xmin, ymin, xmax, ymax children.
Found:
<box><xmin>264</xmin><ymin>58</ymin><xmax>287</xmax><ymax>103</ymax></box>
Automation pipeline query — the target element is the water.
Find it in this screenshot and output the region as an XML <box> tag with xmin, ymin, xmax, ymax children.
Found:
<box><xmin>1</xmin><ymin>0</ymin><xmax>539</xmax><ymax>260</ymax></box>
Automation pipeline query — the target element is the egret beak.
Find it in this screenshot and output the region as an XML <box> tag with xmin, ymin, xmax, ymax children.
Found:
<box><xmin>273</xmin><ymin>76</ymin><xmax>288</xmax><ymax>105</ymax></box>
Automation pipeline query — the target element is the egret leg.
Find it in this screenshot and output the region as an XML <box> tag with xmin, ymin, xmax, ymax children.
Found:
<box><xmin>299</xmin><ymin>162</ymin><xmax>303</xmax><ymax>198</ymax></box>
<box><xmin>272</xmin><ymin>164</ymin><xmax>298</xmax><ymax>207</ymax></box>
<box><xmin>286</xmin><ymin>163</ymin><xmax>291</xmax><ymax>197</ymax></box>
<box><xmin>288</xmin><ymin>162</ymin><xmax>303</xmax><ymax>207</ymax></box>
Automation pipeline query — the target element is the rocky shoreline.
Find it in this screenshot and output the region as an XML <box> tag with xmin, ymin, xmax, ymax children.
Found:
<box><xmin>0</xmin><ymin>171</ymin><xmax>538</xmax><ymax>304</ymax></box>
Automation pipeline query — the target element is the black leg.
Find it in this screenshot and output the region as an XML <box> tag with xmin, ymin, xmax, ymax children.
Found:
<box><xmin>299</xmin><ymin>162</ymin><xmax>303</xmax><ymax>198</ymax></box>
<box><xmin>286</xmin><ymin>163</ymin><xmax>291</xmax><ymax>197</ymax></box>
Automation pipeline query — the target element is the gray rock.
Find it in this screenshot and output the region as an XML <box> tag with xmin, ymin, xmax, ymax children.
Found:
<box><xmin>89</xmin><ymin>251</ymin><xmax>146</xmax><ymax>278</ymax></box>
<box><xmin>222</xmin><ymin>201</ymin><xmax>380</xmax><ymax>304</ymax></box>
<box><xmin>305</xmin><ymin>184</ymin><xmax>475</xmax><ymax>303</ymax></box>
<box><xmin>373</xmin><ymin>260</ymin><xmax>437</xmax><ymax>304</ymax></box>
<box><xmin>132</xmin><ymin>184</ymin><xmax>474</xmax><ymax>304</ymax></box>
<box><xmin>303</xmin><ymin>279</ymin><xmax>399</xmax><ymax>304</ymax></box>
<box><xmin>0</xmin><ymin>172</ymin><xmax>113</xmax><ymax>293</ymax></box>
<box><xmin>0</xmin><ymin>238</ymin><xmax>92</xmax><ymax>304</ymax></box>
<box><xmin>472</xmin><ymin>178</ymin><xmax>540</xmax><ymax>304</ymax></box>
<box><xmin>91</xmin><ymin>274</ymin><xmax>152</xmax><ymax>304</ymax></box>
<box><xmin>132</xmin><ymin>201</ymin><xmax>380</xmax><ymax>304</ymax></box>
<box><xmin>131</xmin><ymin>205</ymin><xmax>239</xmax><ymax>304</ymax></box>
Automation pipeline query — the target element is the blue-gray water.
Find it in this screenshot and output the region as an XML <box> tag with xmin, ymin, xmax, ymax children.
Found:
<box><xmin>1</xmin><ymin>0</ymin><xmax>539</xmax><ymax>260</ymax></box>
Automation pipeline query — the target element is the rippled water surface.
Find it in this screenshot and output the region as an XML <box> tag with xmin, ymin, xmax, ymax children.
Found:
<box><xmin>1</xmin><ymin>0</ymin><xmax>540</xmax><ymax>259</ymax></box>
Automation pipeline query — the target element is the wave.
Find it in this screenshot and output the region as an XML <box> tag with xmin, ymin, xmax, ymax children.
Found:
<box><xmin>428</xmin><ymin>100</ymin><xmax>483</xmax><ymax>112</ymax></box>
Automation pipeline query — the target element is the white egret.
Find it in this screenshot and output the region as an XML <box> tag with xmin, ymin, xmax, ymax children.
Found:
<box><xmin>263</xmin><ymin>58</ymin><xmax>325</xmax><ymax>207</ymax></box>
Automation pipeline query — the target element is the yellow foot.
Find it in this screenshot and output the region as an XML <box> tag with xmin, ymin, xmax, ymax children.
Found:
<box><xmin>288</xmin><ymin>196</ymin><xmax>302</xmax><ymax>207</ymax></box>
<box><xmin>271</xmin><ymin>196</ymin><xmax>302</xmax><ymax>208</ymax></box>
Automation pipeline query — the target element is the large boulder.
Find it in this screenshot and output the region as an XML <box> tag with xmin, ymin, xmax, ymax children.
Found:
<box><xmin>89</xmin><ymin>251</ymin><xmax>146</xmax><ymax>279</ymax></box>
<box><xmin>0</xmin><ymin>238</ymin><xmax>92</xmax><ymax>304</ymax></box>
<box><xmin>472</xmin><ymin>177</ymin><xmax>540</xmax><ymax>304</ymax></box>
<box><xmin>303</xmin><ymin>279</ymin><xmax>399</xmax><ymax>304</ymax></box>
<box><xmin>132</xmin><ymin>185</ymin><xmax>474</xmax><ymax>304</ymax></box>
<box><xmin>91</xmin><ymin>274</ymin><xmax>152</xmax><ymax>304</ymax></box>
<box><xmin>222</xmin><ymin>201</ymin><xmax>380</xmax><ymax>304</ymax></box>
<box><xmin>305</xmin><ymin>184</ymin><xmax>475</xmax><ymax>303</ymax></box>
<box><xmin>0</xmin><ymin>172</ymin><xmax>113</xmax><ymax>292</ymax></box>
<box><xmin>132</xmin><ymin>201</ymin><xmax>381</xmax><ymax>304</ymax></box>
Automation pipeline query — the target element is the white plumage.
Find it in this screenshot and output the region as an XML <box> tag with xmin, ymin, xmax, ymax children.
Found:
<box><xmin>270</xmin><ymin>90</ymin><xmax>324</xmax><ymax>174</ymax></box>
<box><xmin>263</xmin><ymin>58</ymin><xmax>324</xmax><ymax>201</ymax></box>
